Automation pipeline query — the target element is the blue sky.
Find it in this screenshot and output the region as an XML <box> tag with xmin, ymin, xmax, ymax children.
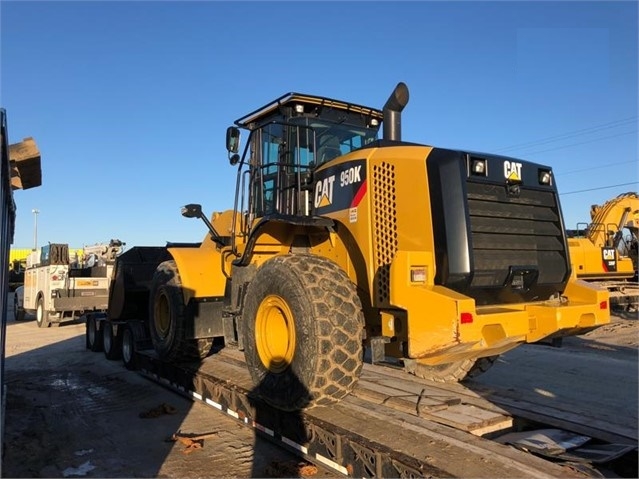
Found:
<box><xmin>2</xmin><ymin>1</ymin><xmax>637</xmax><ymax>249</ymax></box>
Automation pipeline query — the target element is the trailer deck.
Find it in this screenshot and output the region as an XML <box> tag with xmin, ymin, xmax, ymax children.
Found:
<box><xmin>134</xmin><ymin>347</ymin><xmax>593</xmax><ymax>478</ymax></box>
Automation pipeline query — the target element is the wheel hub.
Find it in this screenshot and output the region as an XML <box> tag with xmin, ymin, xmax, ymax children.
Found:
<box><xmin>255</xmin><ymin>295</ymin><xmax>295</xmax><ymax>373</ymax></box>
<box><xmin>155</xmin><ymin>294</ymin><xmax>171</xmax><ymax>338</ymax></box>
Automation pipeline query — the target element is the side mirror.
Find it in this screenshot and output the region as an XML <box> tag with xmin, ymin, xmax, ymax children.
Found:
<box><xmin>226</xmin><ymin>126</ymin><xmax>241</xmax><ymax>154</ymax></box>
<box><xmin>180</xmin><ymin>203</ymin><xmax>226</xmax><ymax>248</ymax></box>
<box><xmin>181</xmin><ymin>203</ymin><xmax>202</xmax><ymax>219</ymax></box>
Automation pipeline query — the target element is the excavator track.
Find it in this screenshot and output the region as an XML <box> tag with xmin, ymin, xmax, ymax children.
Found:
<box><xmin>133</xmin><ymin>346</ymin><xmax>614</xmax><ymax>478</ymax></box>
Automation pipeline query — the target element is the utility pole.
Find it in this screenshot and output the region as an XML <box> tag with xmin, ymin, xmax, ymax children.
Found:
<box><xmin>32</xmin><ymin>208</ymin><xmax>39</xmax><ymax>251</ymax></box>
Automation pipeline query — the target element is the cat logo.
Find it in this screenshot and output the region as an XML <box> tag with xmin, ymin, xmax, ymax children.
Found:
<box><xmin>602</xmin><ymin>247</ymin><xmax>617</xmax><ymax>272</ymax></box>
<box><xmin>314</xmin><ymin>175</ymin><xmax>336</xmax><ymax>208</ymax></box>
<box><xmin>504</xmin><ymin>160</ymin><xmax>522</xmax><ymax>182</ymax></box>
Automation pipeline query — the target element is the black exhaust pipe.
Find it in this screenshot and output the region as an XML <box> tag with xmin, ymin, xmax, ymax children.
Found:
<box><xmin>383</xmin><ymin>82</ymin><xmax>409</xmax><ymax>141</ymax></box>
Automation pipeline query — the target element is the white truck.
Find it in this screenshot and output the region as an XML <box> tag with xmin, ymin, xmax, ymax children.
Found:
<box><xmin>22</xmin><ymin>240</ymin><xmax>124</xmax><ymax>327</ymax></box>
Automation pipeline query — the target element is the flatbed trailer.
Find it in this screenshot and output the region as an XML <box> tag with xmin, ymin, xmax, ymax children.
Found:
<box><xmin>85</xmin><ymin>319</ymin><xmax>636</xmax><ymax>478</ymax></box>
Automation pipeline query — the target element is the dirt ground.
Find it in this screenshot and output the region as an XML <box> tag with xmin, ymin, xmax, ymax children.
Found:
<box><xmin>1</xmin><ymin>304</ymin><xmax>331</xmax><ymax>478</ymax></box>
<box><xmin>1</xmin><ymin>298</ymin><xmax>637</xmax><ymax>478</ymax></box>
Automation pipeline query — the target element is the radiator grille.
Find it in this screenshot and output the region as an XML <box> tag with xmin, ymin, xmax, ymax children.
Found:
<box><xmin>466</xmin><ymin>181</ymin><xmax>567</xmax><ymax>287</ymax></box>
<box><xmin>372</xmin><ymin>162</ymin><xmax>398</xmax><ymax>304</ymax></box>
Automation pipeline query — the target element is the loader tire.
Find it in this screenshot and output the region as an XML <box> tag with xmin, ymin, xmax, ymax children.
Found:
<box><xmin>35</xmin><ymin>296</ymin><xmax>50</xmax><ymax>329</ymax></box>
<box><xmin>410</xmin><ymin>356</ymin><xmax>498</xmax><ymax>383</ymax></box>
<box><xmin>242</xmin><ymin>255</ymin><xmax>364</xmax><ymax>411</ymax></box>
<box><xmin>149</xmin><ymin>260</ymin><xmax>212</xmax><ymax>362</ymax></box>
<box><xmin>86</xmin><ymin>315</ymin><xmax>103</xmax><ymax>352</ymax></box>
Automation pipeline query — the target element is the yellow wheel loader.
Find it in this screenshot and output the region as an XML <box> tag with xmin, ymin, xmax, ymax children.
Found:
<box><xmin>113</xmin><ymin>83</ymin><xmax>609</xmax><ymax>411</ymax></box>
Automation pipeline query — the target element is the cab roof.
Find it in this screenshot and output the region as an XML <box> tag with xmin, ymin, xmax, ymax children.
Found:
<box><xmin>234</xmin><ymin>92</ymin><xmax>384</xmax><ymax>129</ymax></box>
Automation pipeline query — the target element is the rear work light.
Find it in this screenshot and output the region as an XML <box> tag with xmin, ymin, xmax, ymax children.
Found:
<box><xmin>410</xmin><ymin>267</ymin><xmax>427</xmax><ymax>283</ymax></box>
<box><xmin>469</xmin><ymin>157</ymin><xmax>487</xmax><ymax>176</ymax></box>
<box><xmin>600</xmin><ymin>301</ymin><xmax>608</xmax><ymax>310</ymax></box>
<box><xmin>538</xmin><ymin>169</ymin><xmax>552</xmax><ymax>185</ymax></box>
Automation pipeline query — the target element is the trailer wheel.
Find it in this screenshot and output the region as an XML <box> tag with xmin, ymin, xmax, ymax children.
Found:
<box><xmin>103</xmin><ymin>322</ymin><xmax>122</xmax><ymax>360</ymax></box>
<box><xmin>121</xmin><ymin>325</ymin><xmax>137</xmax><ymax>370</ymax></box>
<box><xmin>409</xmin><ymin>356</ymin><xmax>498</xmax><ymax>383</ymax></box>
<box><xmin>149</xmin><ymin>260</ymin><xmax>212</xmax><ymax>362</ymax></box>
<box><xmin>13</xmin><ymin>293</ymin><xmax>25</xmax><ymax>321</ymax></box>
<box><xmin>35</xmin><ymin>296</ymin><xmax>50</xmax><ymax>328</ymax></box>
<box><xmin>86</xmin><ymin>315</ymin><xmax>103</xmax><ymax>352</ymax></box>
<box><xmin>242</xmin><ymin>255</ymin><xmax>364</xmax><ymax>411</ymax></box>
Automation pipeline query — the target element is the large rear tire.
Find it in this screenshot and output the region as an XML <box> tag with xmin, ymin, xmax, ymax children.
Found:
<box><xmin>148</xmin><ymin>260</ymin><xmax>212</xmax><ymax>362</ymax></box>
<box><xmin>35</xmin><ymin>296</ymin><xmax>50</xmax><ymax>329</ymax></box>
<box><xmin>409</xmin><ymin>356</ymin><xmax>498</xmax><ymax>383</ymax></box>
<box><xmin>242</xmin><ymin>255</ymin><xmax>364</xmax><ymax>411</ymax></box>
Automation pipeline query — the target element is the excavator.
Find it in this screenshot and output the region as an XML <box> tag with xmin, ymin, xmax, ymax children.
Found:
<box><xmin>568</xmin><ymin>192</ymin><xmax>639</xmax><ymax>310</ymax></box>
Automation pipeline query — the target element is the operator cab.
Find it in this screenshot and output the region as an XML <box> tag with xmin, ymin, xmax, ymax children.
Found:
<box><xmin>226</xmin><ymin>93</ymin><xmax>382</xmax><ymax>221</ymax></box>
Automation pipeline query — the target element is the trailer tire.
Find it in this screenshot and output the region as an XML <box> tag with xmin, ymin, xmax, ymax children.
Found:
<box><xmin>242</xmin><ymin>255</ymin><xmax>364</xmax><ymax>411</ymax></box>
<box><xmin>410</xmin><ymin>356</ymin><xmax>498</xmax><ymax>383</ymax></box>
<box><xmin>121</xmin><ymin>325</ymin><xmax>137</xmax><ymax>370</ymax></box>
<box><xmin>86</xmin><ymin>315</ymin><xmax>103</xmax><ymax>352</ymax></box>
<box><xmin>149</xmin><ymin>260</ymin><xmax>212</xmax><ymax>362</ymax></box>
<box><xmin>103</xmin><ymin>322</ymin><xmax>122</xmax><ymax>360</ymax></box>
<box><xmin>35</xmin><ymin>296</ymin><xmax>50</xmax><ymax>328</ymax></box>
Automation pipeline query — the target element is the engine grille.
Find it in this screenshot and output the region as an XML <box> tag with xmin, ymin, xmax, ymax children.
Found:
<box><xmin>466</xmin><ymin>181</ymin><xmax>567</xmax><ymax>288</ymax></box>
<box><xmin>372</xmin><ymin>162</ymin><xmax>398</xmax><ymax>304</ymax></box>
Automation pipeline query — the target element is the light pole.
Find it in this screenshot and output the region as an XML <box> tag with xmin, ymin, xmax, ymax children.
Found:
<box><xmin>32</xmin><ymin>208</ymin><xmax>39</xmax><ymax>251</ymax></box>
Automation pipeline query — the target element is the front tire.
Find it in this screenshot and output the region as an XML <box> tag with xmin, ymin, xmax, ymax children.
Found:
<box><xmin>36</xmin><ymin>296</ymin><xmax>50</xmax><ymax>328</ymax></box>
<box><xmin>148</xmin><ymin>260</ymin><xmax>212</xmax><ymax>362</ymax></box>
<box><xmin>242</xmin><ymin>255</ymin><xmax>364</xmax><ymax>411</ymax></box>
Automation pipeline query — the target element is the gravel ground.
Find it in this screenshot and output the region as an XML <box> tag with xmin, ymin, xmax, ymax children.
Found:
<box><xmin>2</xmin><ymin>296</ymin><xmax>636</xmax><ymax>478</ymax></box>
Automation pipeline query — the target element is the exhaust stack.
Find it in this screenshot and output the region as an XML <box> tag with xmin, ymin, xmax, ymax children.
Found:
<box><xmin>383</xmin><ymin>82</ymin><xmax>409</xmax><ymax>141</ymax></box>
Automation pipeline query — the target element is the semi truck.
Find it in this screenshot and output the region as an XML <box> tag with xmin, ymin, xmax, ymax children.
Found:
<box><xmin>22</xmin><ymin>240</ymin><xmax>124</xmax><ymax>327</ymax></box>
<box><xmin>87</xmin><ymin>83</ymin><xmax>609</xmax><ymax>413</ymax></box>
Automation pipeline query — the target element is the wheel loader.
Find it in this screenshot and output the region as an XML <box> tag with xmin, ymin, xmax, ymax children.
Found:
<box><xmin>106</xmin><ymin>83</ymin><xmax>609</xmax><ymax>411</ymax></box>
